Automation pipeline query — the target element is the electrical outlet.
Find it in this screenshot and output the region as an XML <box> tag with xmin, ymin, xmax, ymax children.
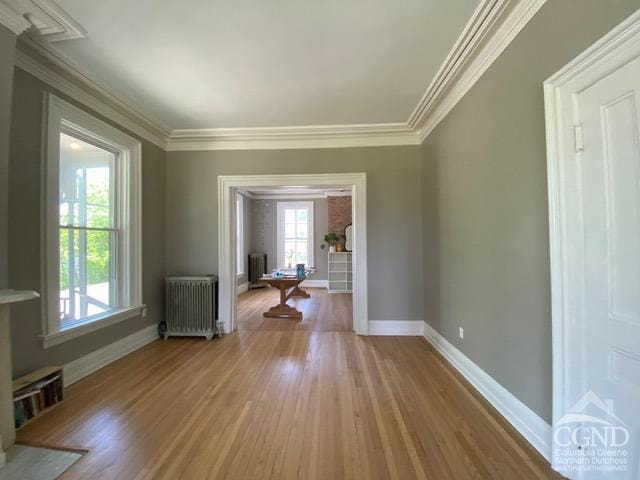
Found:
<box><xmin>459</xmin><ymin>327</ymin><xmax>464</xmax><ymax>339</ymax></box>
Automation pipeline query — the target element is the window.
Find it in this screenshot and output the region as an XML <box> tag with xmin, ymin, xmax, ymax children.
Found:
<box><xmin>59</xmin><ymin>133</ymin><xmax>116</xmax><ymax>323</ymax></box>
<box><xmin>276</xmin><ymin>202</ymin><xmax>314</xmax><ymax>269</ymax></box>
<box><xmin>43</xmin><ymin>95</ymin><xmax>142</xmax><ymax>348</ymax></box>
<box><xmin>236</xmin><ymin>193</ymin><xmax>244</xmax><ymax>276</ymax></box>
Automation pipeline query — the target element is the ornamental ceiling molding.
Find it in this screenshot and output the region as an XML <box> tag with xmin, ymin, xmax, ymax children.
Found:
<box><xmin>4</xmin><ymin>0</ymin><xmax>547</xmax><ymax>151</ymax></box>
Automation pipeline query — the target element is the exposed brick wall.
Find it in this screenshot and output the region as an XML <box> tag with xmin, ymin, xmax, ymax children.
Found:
<box><xmin>328</xmin><ymin>196</ymin><xmax>352</xmax><ymax>236</ymax></box>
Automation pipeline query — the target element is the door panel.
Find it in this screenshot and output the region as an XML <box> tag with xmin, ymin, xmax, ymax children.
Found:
<box><xmin>575</xmin><ymin>53</ymin><xmax>640</xmax><ymax>479</ymax></box>
<box><xmin>602</xmin><ymin>92</ymin><xmax>640</xmax><ymax>327</ymax></box>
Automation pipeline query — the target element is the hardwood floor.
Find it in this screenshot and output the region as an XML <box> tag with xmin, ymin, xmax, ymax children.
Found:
<box><xmin>237</xmin><ymin>287</ymin><xmax>353</xmax><ymax>332</ymax></box>
<box><xmin>16</xmin><ymin>290</ymin><xmax>562</xmax><ymax>479</ymax></box>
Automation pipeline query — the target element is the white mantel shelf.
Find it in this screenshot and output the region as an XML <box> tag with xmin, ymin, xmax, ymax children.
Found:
<box><xmin>0</xmin><ymin>290</ymin><xmax>40</xmax><ymax>305</ymax></box>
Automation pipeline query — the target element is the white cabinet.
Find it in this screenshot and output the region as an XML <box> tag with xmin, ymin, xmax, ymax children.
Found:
<box><xmin>328</xmin><ymin>252</ymin><xmax>352</xmax><ymax>293</ymax></box>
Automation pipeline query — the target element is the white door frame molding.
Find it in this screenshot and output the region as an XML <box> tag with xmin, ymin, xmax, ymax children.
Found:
<box><xmin>544</xmin><ymin>9</ymin><xmax>640</xmax><ymax>474</ymax></box>
<box><xmin>218</xmin><ymin>173</ymin><xmax>368</xmax><ymax>334</ymax></box>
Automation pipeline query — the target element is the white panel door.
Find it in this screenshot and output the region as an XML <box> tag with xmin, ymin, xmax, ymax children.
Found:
<box><xmin>572</xmin><ymin>54</ymin><xmax>640</xmax><ymax>480</ymax></box>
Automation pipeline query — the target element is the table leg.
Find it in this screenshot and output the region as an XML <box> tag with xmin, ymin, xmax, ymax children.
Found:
<box><xmin>289</xmin><ymin>285</ymin><xmax>310</xmax><ymax>299</ymax></box>
<box><xmin>263</xmin><ymin>284</ymin><xmax>303</xmax><ymax>318</ymax></box>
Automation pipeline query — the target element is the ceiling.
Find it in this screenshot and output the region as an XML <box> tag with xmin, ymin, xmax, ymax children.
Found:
<box><xmin>48</xmin><ymin>0</ymin><xmax>479</xmax><ymax>130</ymax></box>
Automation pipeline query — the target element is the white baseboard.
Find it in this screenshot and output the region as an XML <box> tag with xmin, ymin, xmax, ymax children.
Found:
<box><xmin>237</xmin><ymin>282</ymin><xmax>250</xmax><ymax>294</ymax></box>
<box><xmin>300</xmin><ymin>279</ymin><xmax>328</xmax><ymax>288</ymax></box>
<box><xmin>422</xmin><ymin>322</ymin><xmax>551</xmax><ymax>461</ymax></box>
<box><xmin>64</xmin><ymin>323</ymin><xmax>159</xmax><ymax>387</ymax></box>
<box><xmin>368</xmin><ymin>320</ymin><xmax>424</xmax><ymax>336</ymax></box>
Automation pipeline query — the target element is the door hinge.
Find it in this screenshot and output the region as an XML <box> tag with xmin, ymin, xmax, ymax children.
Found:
<box><xmin>574</xmin><ymin>124</ymin><xmax>584</xmax><ymax>152</ymax></box>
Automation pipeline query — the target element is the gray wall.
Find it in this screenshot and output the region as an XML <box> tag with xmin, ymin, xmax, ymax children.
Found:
<box><xmin>0</xmin><ymin>26</ymin><xmax>16</xmax><ymax>289</ymax></box>
<box><xmin>166</xmin><ymin>147</ymin><xmax>423</xmax><ymax>321</ymax></box>
<box><xmin>249</xmin><ymin>197</ymin><xmax>329</xmax><ymax>280</ymax></box>
<box><xmin>9</xmin><ymin>68</ymin><xmax>167</xmax><ymax>377</ymax></box>
<box><xmin>421</xmin><ymin>0</ymin><xmax>639</xmax><ymax>423</ymax></box>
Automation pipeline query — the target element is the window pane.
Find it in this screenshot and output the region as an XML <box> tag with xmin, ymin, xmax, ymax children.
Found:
<box><xmin>284</xmin><ymin>209</ymin><xmax>296</xmax><ymax>224</ymax></box>
<box><xmin>297</xmin><ymin>222</ymin><xmax>308</xmax><ymax>239</ymax></box>
<box><xmin>296</xmin><ymin>241</ymin><xmax>308</xmax><ymax>264</ymax></box>
<box><xmin>59</xmin><ymin>133</ymin><xmax>115</xmax><ymax>228</ymax></box>
<box><xmin>59</xmin><ymin>227</ymin><xmax>114</xmax><ymax>324</ymax></box>
<box><xmin>284</xmin><ymin>241</ymin><xmax>296</xmax><ymax>267</ymax></box>
<box><xmin>284</xmin><ymin>223</ymin><xmax>296</xmax><ymax>239</ymax></box>
<box><xmin>296</xmin><ymin>209</ymin><xmax>308</xmax><ymax>223</ymax></box>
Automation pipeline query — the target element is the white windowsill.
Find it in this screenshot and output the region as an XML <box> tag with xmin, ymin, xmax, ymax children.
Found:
<box><xmin>40</xmin><ymin>305</ymin><xmax>146</xmax><ymax>349</ymax></box>
<box><xmin>236</xmin><ymin>272</ymin><xmax>245</xmax><ymax>278</ymax></box>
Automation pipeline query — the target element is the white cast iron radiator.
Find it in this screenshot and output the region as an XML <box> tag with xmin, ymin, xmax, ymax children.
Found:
<box><xmin>165</xmin><ymin>275</ymin><xmax>218</xmax><ymax>340</ymax></box>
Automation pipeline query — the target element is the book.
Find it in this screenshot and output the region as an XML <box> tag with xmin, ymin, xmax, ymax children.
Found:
<box><xmin>13</xmin><ymin>369</ymin><xmax>64</xmax><ymax>429</ymax></box>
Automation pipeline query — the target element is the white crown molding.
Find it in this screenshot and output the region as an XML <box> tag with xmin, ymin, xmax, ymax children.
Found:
<box><xmin>411</xmin><ymin>0</ymin><xmax>548</xmax><ymax>141</ymax></box>
<box><xmin>15</xmin><ymin>39</ymin><xmax>170</xmax><ymax>149</ymax></box>
<box><xmin>9</xmin><ymin>0</ymin><xmax>547</xmax><ymax>151</ymax></box>
<box><xmin>162</xmin><ymin>0</ymin><xmax>549</xmax><ymax>150</ymax></box>
<box><xmin>0</xmin><ymin>0</ymin><xmax>87</xmax><ymax>40</ymax></box>
<box><xmin>0</xmin><ymin>1</ymin><xmax>31</xmax><ymax>35</ymax></box>
<box><xmin>20</xmin><ymin>0</ymin><xmax>87</xmax><ymax>43</ymax></box>
<box><xmin>166</xmin><ymin>124</ymin><xmax>420</xmax><ymax>151</ymax></box>
<box><xmin>407</xmin><ymin>0</ymin><xmax>507</xmax><ymax>130</ymax></box>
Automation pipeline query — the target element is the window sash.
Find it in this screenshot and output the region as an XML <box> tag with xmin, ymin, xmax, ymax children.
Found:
<box><xmin>58</xmin><ymin>225</ymin><xmax>119</xmax><ymax>327</ymax></box>
<box><xmin>276</xmin><ymin>202</ymin><xmax>314</xmax><ymax>269</ymax></box>
<box><xmin>44</xmin><ymin>94</ymin><xmax>142</xmax><ymax>339</ymax></box>
<box><xmin>58</xmin><ymin>133</ymin><xmax>120</xmax><ymax>326</ymax></box>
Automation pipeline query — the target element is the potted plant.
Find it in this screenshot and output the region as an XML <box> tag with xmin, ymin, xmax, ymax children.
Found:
<box><xmin>320</xmin><ymin>233</ymin><xmax>340</xmax><ymax>253</ymax></box>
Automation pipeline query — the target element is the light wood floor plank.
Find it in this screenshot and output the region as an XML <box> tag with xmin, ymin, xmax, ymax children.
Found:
<box><xmin>237</xmin><ymin>288</ymin><xmax>353</xmax><ymax>332</ymax></box>
<box><xmin>17</xmin><ymin>290</ymin><xmax>562</xmax><ymax>479</ymax></box>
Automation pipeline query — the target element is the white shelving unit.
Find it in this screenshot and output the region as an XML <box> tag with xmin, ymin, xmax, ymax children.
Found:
<box><xmin>328</xmin><ymin>252</ymin><xmax>352</xmax><ymax>293</ymax></box>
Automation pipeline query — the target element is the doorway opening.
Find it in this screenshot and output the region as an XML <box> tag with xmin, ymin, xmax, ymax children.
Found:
<box><xmin>217</xmin><ymin>173</ymin><xmax>367</xmax><ymax>335</ymax></box>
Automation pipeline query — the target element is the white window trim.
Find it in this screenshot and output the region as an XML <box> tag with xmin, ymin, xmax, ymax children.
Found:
<box><xmin>236</xmin><ymin>193</ymin><xmax>244</xmax><ymax>276</ymax></box>
<box><xmin>276</xmin><ymin>201</ymin><xmax>314</xmax><ymax>269</ymax></box>
<box><xmin>41</xmin><ymin>94</ymin><xmax>143</xmax><ymax>349</ymax></box>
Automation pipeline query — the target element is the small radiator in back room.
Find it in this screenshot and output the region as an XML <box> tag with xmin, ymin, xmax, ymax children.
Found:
<box><xmin>165</xmin><ymin>275</ymin><xmax>218</xmax><ymax>340</ymax></box>
<box><xmin>249</xmin><ymin>253</ymin><xmax>267</xmax><ymax>289</ymax></box>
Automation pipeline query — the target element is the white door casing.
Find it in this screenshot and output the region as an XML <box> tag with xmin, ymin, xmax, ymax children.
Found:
<box><xmin>218</xmin><ymin>173</ymin><xmax>367</xmax><ymax>335</ymax></box>
<box><xmin>545</xmin><ymin>9</ymin><xmax>640</xmax><ymax>480</ymax></box>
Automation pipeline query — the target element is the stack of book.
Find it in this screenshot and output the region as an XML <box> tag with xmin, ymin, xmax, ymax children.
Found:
<box><xmin>13</xmin><ymin>367</ymin><xmax>64</xmax><ymax>429</ymax></box>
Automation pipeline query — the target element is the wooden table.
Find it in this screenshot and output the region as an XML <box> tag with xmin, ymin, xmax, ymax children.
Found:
<box><xmin>259</xmin><ymin>276</ymin><xmax>312</xmax><ymax>319</ymax></box>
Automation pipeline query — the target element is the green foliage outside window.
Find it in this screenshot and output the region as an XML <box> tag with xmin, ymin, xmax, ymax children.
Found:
<box><xmin>59</xmin><ymin>169</ymin><xmax>112</xmax><ymax>291</ymax></box>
